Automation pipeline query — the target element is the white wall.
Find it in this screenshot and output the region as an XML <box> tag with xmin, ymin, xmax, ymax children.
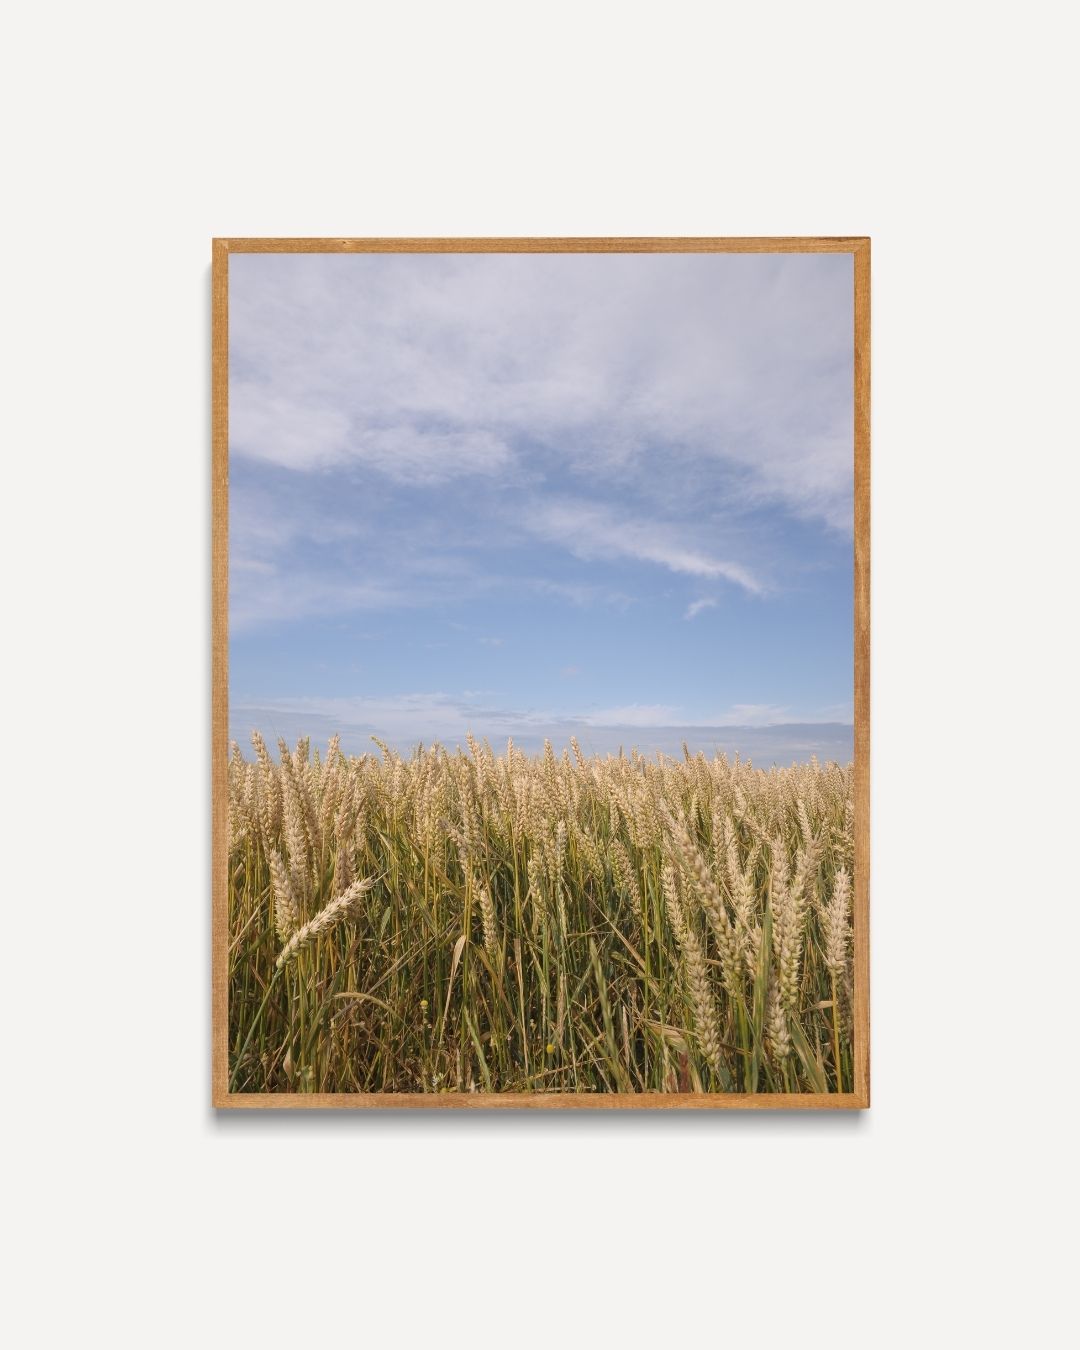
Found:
<box><xmin>4</xmin><ymin>4</ymin><xmax>1075</xmax><ymax>1346</ymax></box>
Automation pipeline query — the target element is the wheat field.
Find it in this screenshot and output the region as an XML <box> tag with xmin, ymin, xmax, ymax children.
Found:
<box><xmin>227</xmin><ymin>731</ymin><xmax>854</xmax><ymax>1094</ymax></box>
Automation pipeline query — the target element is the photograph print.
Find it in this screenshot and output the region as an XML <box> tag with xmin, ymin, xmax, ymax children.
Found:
<box><xmin>213</xmin><ymin>237</ymin><xmax>870</xmax><ymax>1107</ymax></box>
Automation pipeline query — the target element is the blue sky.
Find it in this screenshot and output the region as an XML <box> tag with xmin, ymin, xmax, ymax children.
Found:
<box><xmin>228</xmin><ymin>251</ymin><xmax>853</xmax><ymax>763</ymax></box>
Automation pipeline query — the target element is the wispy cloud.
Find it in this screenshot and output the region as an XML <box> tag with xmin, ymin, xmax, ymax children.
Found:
<box><xmin>708</xmin><ymin>703</ymin><xmax>792</xmax><ymax>726</ymax></box>
<box><xmin>230</xmin><ymin>385</ymin><xmax>350</xmax><ymax>471</ymax></box>
<box><xmin>525</xmin><ymin>579</ymin><xmax>635</xmax><ymax>610</ymax></box>
<box><xmin>227</xmin><ymin>253</ymin><xmax>854</xmax><ymax>746</ymax></box>
<box><xmin>231</xmin><ymin>380</ymin><xmax>513</xmax><ymax>484</ymax></box>
<box><xmin>530</xmin><ymin>500</ymin><xmax>764</xmax><ymax>594</ymax></box>
<box><xmin>229</xmin><ymin>251</ymin><xmax>853</xmax><ymax>530</ymax></box>
<box><xmin>229</xmin><ymin>692</ymin><xmax>852</xmax><ymax>764</ymax></box>
<box><xmin>347</xmin><ymin>427</ymin><xmax>511</xmax><ymax>484</ymax></box>
<box><xmin>586</xmin><ymin>703</ymin><xmax>681</xmax><ymax>727</ymax></box>
<box><xmin>231</xmin><ymin>691</ymin><xmax>836</xmax><ymax>739</ymax></box>
<box><xmin>230</xmin><ymin>572</ymin><xmax>405</xmax><ymax>633</ymax></box>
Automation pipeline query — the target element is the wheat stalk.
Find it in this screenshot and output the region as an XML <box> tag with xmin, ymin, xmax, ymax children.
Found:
<box><xmin>228</xmin><ymin>734</ymin><xmax>854</xmax><ymax>1093</ymax></box>
<box><xmin>661</xmin><ymin>863</ymin><xmax>725</xmax><ymax>1079</ymax></box>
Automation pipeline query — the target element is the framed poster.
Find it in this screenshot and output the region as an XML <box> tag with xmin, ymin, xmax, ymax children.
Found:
<box><xmin>212</xmin><ymin>237</ymin><xmax>869</xmax><ymax>1108</ymax></box>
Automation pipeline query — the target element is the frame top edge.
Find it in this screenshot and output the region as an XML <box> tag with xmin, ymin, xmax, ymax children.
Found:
<box><xmin>213</xmin><ymin>236</ymin><xmax>870</xmax><ymax>255</ymax></box>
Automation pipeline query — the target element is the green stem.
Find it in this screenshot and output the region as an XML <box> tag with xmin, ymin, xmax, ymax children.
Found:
<box><xmin>831</xmin><ymin>973</ymin><xmax>844</xmax><ymax>1092</ymax></box>
<box><xmin>228</xmin><ymin>967</ymin><xmax>283</xmax><ymax>1091</ymax></box>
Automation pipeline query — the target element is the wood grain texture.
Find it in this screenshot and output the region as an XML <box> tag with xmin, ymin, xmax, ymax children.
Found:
<box><xmin>217</xmin><ymin>1092</ymin><xmax>868</xmax><ymax>1110</ymax></box>
<box><xmin>853</xmin><ymin>239</ymin><xmax>871</xmax><ymax>1108</ymax></box>
<box><xmin>216</xmin><ymin>236</ymin><xmax>866</xmax><ymax>255</ymax></box>
<box><xmin>211</xmin><ymin>240</ymin><xmax>229</xmax><ymax>1108</ymax></box>
<box><xmin>210</xmin><ymin>236</ymin><xmax>871</xmax><ymax>1111</ymax></box>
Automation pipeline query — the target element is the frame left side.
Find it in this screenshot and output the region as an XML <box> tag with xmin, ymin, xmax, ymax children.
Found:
<box><xmin>212</xmin><ymin>240</ymin><xmax>230</xmax><ymax>1106</ymax></box>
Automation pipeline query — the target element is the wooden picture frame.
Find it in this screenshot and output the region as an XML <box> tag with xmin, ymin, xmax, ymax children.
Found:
<box><xmin>212</xmin><ymin>237</ymin><xmax>870</xmax><ymax>1109</ymax></box>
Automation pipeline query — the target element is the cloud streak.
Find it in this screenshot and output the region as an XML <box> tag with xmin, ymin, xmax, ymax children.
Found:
<box><xmin>230</xmin><ymin>692</ymin><xmax>852</xmax><ymax>764</ymax></box>
<box><xmin>227</xmin><ymin>252</ymin><xmax>855</xmax><ymax>750</ymax></box>
<box><xmin>529</xmin><ymin>499</ymin><xmax>765</xmax><ymax>594</ymax></box>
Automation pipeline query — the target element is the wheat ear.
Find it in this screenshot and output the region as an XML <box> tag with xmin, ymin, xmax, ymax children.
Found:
<box><xmin>662</xmin><ymin>863</ymin><xmax>724</xmax><ymax>1079</ymax></box>
<box><xmin>664</xmin><ymin>806</ymin><xmax>742</xmax><ymax>998</ymax></box>
<box><xmin>267</xmin><ymin>847</ymin><xmax>299</xmax><ymax>940</ymax></box>
<box><xmin>822</xmin><ymin>865</ymin><xmax>851</xmax><ymax>977</ymax></box>
<box><xmin>276</xmin><ymin>877</ymin><xmax>376</xmax><ymax>969</ymax></box>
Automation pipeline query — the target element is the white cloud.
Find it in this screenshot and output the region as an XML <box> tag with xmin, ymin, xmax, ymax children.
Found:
<box><xmin>231</xmin><ymin>379</ymin><xmax>511</xmax><ymax>484</ymax></box>
<box><xmin>584</xmin><ymin>704</ymin><xmax>681</xmax><ymax>727</ymax></box>
<box><xmin>229</xmin><ymin>692</ymin><xmax>854</xmax><ymax>764</ymax></box>
<box><xmin>230</xmin><ymin>384</ymin><xmax>350</xmax><ymax>470</ymax></box>
<box><xmin>530</xmin><ymin>500</ymin><xmax>764</xmax><ymax>594</ymax></box>
<box><xmin>588</xmin><ymin>702</ymin><xmax>796</xmax><ymax>729</ymax></box>
<box><xmin>230</xmin><ymin>574</ymin><xmax>404</xmax><ymax>633</ymax></box>
<box><xmin>684</xmin><ymin>598</ymin><xmax>717</xmax><ymax>620</ymax></box>
<box><xmin>708</xmin><ymin>703</ymin><xmax>792</xmax><ymax>726</ymax></box>
<box><xmin>229</xmin><ymin>251</ymin><xmax>853</xmax><ymax>529</ymax></box>
<box><xmin>349</xmin><ymin>427</ymin><xmax>510</xmax><ymax>483</ymax></box>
